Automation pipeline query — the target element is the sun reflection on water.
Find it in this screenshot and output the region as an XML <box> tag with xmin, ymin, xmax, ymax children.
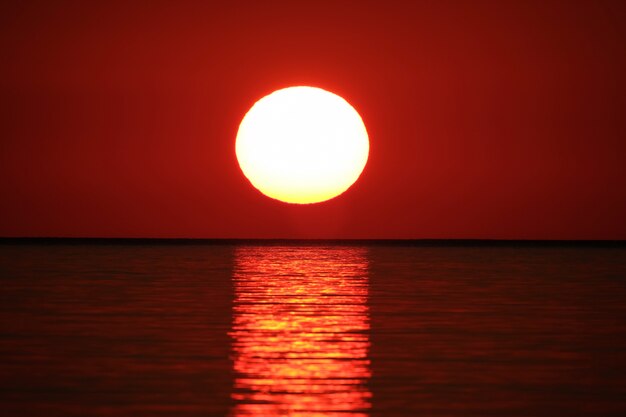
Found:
<box><xmin>230</xmin><ymin>246</ymin><xmax>371</xmax><ymax>417</ymax></box>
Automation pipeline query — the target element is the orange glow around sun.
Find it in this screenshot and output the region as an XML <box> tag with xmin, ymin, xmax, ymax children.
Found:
<box><xmin>236</xmin><ymin>86</ymin><xmax>369</xmax><ymax>204</ymax></box>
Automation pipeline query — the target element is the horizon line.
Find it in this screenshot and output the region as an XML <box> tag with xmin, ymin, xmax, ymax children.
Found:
<box><xmin>0</xmin><ymin>237</ymin><xmax>624</xmax><ymax>247</ymax></box>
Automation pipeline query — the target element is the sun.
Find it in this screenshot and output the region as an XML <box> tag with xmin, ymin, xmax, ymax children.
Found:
<box><xmin>235</xmin><ymin>86</ymin><xmax>369</xmax><ymax>204</ymax></box>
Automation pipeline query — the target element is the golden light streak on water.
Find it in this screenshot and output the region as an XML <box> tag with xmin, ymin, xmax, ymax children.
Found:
<box><xmin>230</xmin><ymin>246</ymin><xmax>371</xmax><ymax>416</ymax></box>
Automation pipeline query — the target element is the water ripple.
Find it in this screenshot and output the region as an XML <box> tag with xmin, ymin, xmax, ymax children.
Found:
<box><xmin>230</xmin><ymin>246</ymin><xmax>371</xmax><ymax>417</ymax></box>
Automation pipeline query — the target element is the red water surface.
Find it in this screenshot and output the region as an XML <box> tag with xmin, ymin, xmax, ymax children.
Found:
<box><xmin>1</xmin><ymin>244</ymin><xmax>625</xmax><ymax>416</ymax></box>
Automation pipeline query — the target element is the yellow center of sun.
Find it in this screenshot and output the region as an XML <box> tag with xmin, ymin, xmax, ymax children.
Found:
<box><xmin>235</xmin><ymin>86</ymin><xmax>369</xmax><ymax>204</ymax></box>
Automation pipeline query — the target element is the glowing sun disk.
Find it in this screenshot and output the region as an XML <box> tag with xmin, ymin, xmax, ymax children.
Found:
<box><xmin>236</xmin><ymin>86</ymin><xmax>369</xmax><ymax>204</ymax></box>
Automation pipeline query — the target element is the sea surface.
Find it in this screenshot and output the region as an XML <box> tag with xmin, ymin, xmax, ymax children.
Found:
<box><xmin>1</xmin><ymin>242</ymin><xmax>625</xmax><ymax>416</ymax></box>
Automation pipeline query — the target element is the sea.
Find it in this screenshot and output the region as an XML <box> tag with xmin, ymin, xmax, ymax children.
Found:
<box><xmin>1</xmin><ymin>241</ymin><xmax>625</xmax><ymax>416</ymax></box>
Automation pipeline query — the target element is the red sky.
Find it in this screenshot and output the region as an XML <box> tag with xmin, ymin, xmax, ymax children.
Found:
<box><xmin>1</xmin><ymin>0</ymin><xmax>625</xmax><ymax>239</ymax></box>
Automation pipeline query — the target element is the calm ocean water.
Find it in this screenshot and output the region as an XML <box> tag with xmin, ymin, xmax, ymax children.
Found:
<box><xmin>1</xmin><ymin>243</ymin><xmax>625</xmax><ymax>416</ymax></box>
